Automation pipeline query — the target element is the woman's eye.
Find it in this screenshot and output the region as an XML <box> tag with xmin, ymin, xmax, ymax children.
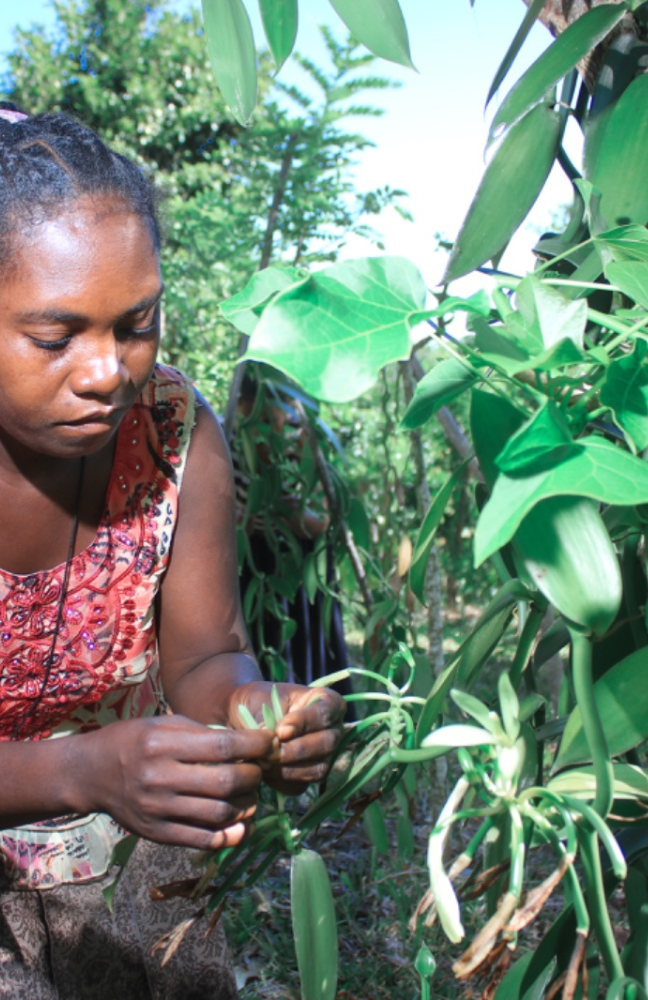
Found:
<box><xmin>30</xmin><ymin>335</ymin><xmax>72</xmax><ymax>352</ymax></box>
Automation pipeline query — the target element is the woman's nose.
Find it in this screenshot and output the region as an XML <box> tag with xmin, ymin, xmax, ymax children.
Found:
<box><xmin>70</xmin><ymin>336</ymin><xmax>128</xmax><ymax>397</ymax></box>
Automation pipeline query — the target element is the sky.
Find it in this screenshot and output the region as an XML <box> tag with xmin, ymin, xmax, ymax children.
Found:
<box><xmin>0</xmin><ymin>0</ymin><xmax>576</xmax><ymax>294</ymax></box>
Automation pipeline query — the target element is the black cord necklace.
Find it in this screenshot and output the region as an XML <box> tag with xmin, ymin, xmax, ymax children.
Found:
<box><xmin>13</xmin><ymin>456</ymin><xmax>86</xmax><ymax>740</ymax></box>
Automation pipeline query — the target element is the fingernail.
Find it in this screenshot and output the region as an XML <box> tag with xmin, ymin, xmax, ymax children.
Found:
<box><xmin>279</xmin><ymin>724</ymin><xmax>296</xmax><ymax>740</ymax></box>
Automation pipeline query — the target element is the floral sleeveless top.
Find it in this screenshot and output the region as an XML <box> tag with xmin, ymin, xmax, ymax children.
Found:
<box><xmin>0</xmin><ymin>365</ymin><xmax>196</xmax><ymax>890</ymax></box>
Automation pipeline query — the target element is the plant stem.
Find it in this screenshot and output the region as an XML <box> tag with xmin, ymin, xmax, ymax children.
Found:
<box><xmin>570</xmin><ymin>630</ymin><xmax>613</xmax><ymax>818</ymax></box>
<box><xmin>579</xmin><ymin>825</ymin><xmax>623</xmax><ymax>981</ymax></box>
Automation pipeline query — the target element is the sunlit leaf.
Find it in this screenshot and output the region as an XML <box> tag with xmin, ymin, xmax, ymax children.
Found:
<box><xmin>596</xmin><ymin>224</ymin><xmax>648</xmax><ymax>263</ymax></box>
<box><xmin>512</xmin><ymin>496</ymin><xmax>622</xmax><ymax>636</ymax></box>
<box><xmin>401</xmin><ymin>359</ymin><xmax>479</xmax><ymax>430</ymax></box>
<box><xmin>409</xmin><ymin>459</ymin><xmax>471</xmax><ymax>604</ymax></box>
<box><xmin>328</xmin><ymin>0</ymin><xmax>414</xmax><ymax>68</ymax></box>
<box><xmin>548</xmin><ymin>763</ymin><xmax>648</xmax><ymax>802</ymax></box>
<box><xmin>291</xmin><ymin>850</ymin><xmax>338</xmax><ymax>1000</ymax></box>
<box><xmin>485</xmin><ymin>0</ymin><xmax>547</xmax><ymax>109</ymax></box>
<box><xmin>498</xmin><ymin>673</ymin><xmax>520</xmax><ymax>742</ymax></box>
<box><xmin>587</xmin><ymin>73</ymin><xmax>648</xmax><ymax>227</ymax></box>
<box><xmin>259</xmin><ymin>0</ymin><xmax>298</xmax><ymax>71</ymax></box>
<box><xmin>601</xmin><ymin>339</ymin><xmax>648</xmax><ymax>450</ymax></box>
<box><xmin>495</xmin><ymin>400</ymin><xmax>573</xmax><ymax>474</ymax></box>
<box><xmin>475</xmin><ymin>436</ymin><xmax>648</xmax><ymax>564</ymax></box>
<box><xmin>220</xmin><ymin>266</ymin><xmax>306</xmax><ymax>334</ymax></box>
<box><xmin>605</xmin><ymin>260</ymin><xmax>648</xmax><ymax>309</ymax></box>
<box><xmin>445</xmin><ymin>103</ymin><xmax>562</xmax><ymax>283</ymax></box>
<box><xmin>201</xmin><ymin>0</ymin><xmax>257</xmax><ymax>125</ymax></box>
<box><xmin>492</xmin><ymin>4</ymin><xmax>627</xmax><ymax>134</ymax></box>
<box><xmin>512</xmin><ymin>276</ymin><xmax>587</xmax><ymax>354</ymax></box>
<box><xmin>244</xmin><ymin>257</ymin><xmax>425</xmax><ymax>402</ymax></box>
<box><xmin>555</xmin><ymin>647</ymin><xmax>648</xmax><ymax>768</ymax></box>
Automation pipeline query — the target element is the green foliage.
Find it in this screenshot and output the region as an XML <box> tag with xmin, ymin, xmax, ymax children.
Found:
<box><xmin>198</xmin><ymin>0</ymin><xmax>412</xmax><ymax>123</ymax></box>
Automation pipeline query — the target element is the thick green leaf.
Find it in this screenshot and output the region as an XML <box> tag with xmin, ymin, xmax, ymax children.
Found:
<box><xmin>244</xmin><ymin>257</ymin><xmax>425</xmax><ymax>402</ymax></box>
<box><xmin>512</xmin><ymin>276</ymin><xmax>587</xmax><ymax>354</ymax></box>
<box><xmin>409</xmin><ymin>459</ymin><xmax>470</xmax><ymax>603</ymax></box>
<box><xmin>445</xmin><ymin>102</ymin><xmax>562</xmax><ymax>283</ymax></box>
<box><xmin>328</xmin><ymin>0</ymin><xmax>413</xmax><ymax>68</ymax></box>
<box><xmin>555</xmin><ymin>647</ymin><xmax>648</xmax><ymax>769</ymax></box>
<box><xmin>486</xmin><ymin>0</ymin><xmax>547</xmax><ymax>109</ymax></box>
<box><xmin>587</xmin><ymin>73</ymin><xmax>648</xmax><ymax>227</ymax></box>
<box><xmin>362</xmin><ymin>801</ymin><xmax>389</xmax><ymax>855</ymax></box>
<box><xmin>499</xmin><ymin>673</ymin><xmax>520</xmax><ymax>741</ymax></box>
<box><xmin>495</xmin><ymin>400</ymin><xmax>573</xmax><ymax>474</ymax></box>
<box><xmin>220</xmin><ymin>266</ymin><xmax>305</xmax><ymax>335</ymax></box>
<box><xmin>513</xmin><ymin>496</ymin><xmax>621</xmax><ymax>636</ymax></box>
<box><xmin>475</xmin><ymin>436</ymin><xmax>648</xmax><ymax>565</ymax></box>
<box><xmin>601</xmin><ymin>339</ymin><xmax>648</xmax><ymax>450</ymax></box>
<box><xmin>291</xmin><ymin>849</ymin><xmax>338</xmax><ymax>1000</ymax></box>
<box><xmin>548</xmin><ymin>763</ymin><xmax>648</xmax><ymax>802</ymax></box>
<box><xmin>471</xmin><ymin>388</ymin><xmax>526</xmax><ymax>487</ymax></box>
<box><xmin>401</xmin><ymin>359</ymin><xmax>478</xmax><ymax>430</ymax></box>
<box><xmin>606</xmin><ymin>260</ymin><xmax>648</xmax><ymax>309</ymax></box>
<box><xmin>102</xmin><ymin>834</ymin><xmax>139</xmax><ymax>911</ymax></box>
<box><xmin>202</xmin><ymin>0</ymin><xmax>257</xmax><ymax>125</ymax></box>
<box><xmin>259</xmin><ymin>0</ymin><xmax>298</xmax><ymax>71</ymax></box>
<box><xmin>451</xmin><ymin>688</ymin><xmax>500</xmax><ymax>734</ymax></box>
<box><xmin>492</xmin><ymin>4</ymin><xmax>627</xmax><ymax>134</ymax></box>
<box><xmin>596</xmin><ymin>224</ymin><xmax>648</xmax><ymax>264</ymax></box>
<box><xmin>494</xmin><ymin>951</ymin><xmax>554</xmax><ymax>1000</ymax></box>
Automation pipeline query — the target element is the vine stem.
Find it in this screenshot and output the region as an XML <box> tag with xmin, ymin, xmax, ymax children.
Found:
<box><xmin>570</xmin><ymin>630</ymin><xmax>613</xmax><ymax>819</ymax></box>
<box><xmin>579</xmin><ymin>825</ymin><xmax>624</xmax><ymax>982</ymax></box>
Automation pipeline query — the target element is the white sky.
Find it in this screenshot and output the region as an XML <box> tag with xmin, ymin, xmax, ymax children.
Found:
<box><xmin>0</xmin><ymin>1</ymin><xmax>576</xmax><ymax>294</ymax></box>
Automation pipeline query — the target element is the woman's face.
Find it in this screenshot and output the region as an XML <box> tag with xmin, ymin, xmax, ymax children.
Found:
<box><xmin>0</xmin><ymin>194</ymin><xmax>162</xmax><ymax>460</ymax></box>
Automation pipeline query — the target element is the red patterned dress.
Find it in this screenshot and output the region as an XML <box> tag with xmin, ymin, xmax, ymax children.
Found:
<box><xmin>0</xmin><ymin>364</ymin><xmax>195</xmax><ymax>890</ymax></box>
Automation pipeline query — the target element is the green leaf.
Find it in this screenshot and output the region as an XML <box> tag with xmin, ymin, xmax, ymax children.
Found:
<box><xmin>513</xmin><ymin>276</ymin><xmax>587</xmax><ymax>354</ymax></box>
<box><xmin>291</xmin><ymin>849</ymin><xmax>338</xmax><ymax>1000</ymax></box>
<box><xmin>201</xmin><ymin>0</ymin><xmax>257</xmax><ymax>126</ymax></box>
<box><xmin>606</xmin><ymin>260</ymin><xmax>648</xmax><ymax>309</ymax></box>
<box><xmin>587</xmin><ymin>73</ymin><xmax>648</xmax><ymax>227</ymax></box>
<box><xmin>513</xmin><ymin>496</ymin><xmax>622</xmax><ymax>636</ymax></box>
<box><xmin>262</xmin><ymin>703</ymin><xmax>276</xmax><ymax>730</ymax></box>
<box><xmin>220</xmin><ymin>266</ymin><xmax>306</xmax><ymax>335</ymax></box>
<box><xmin>396</xmin><ymin>812</ymin><xmax>415</xmax><ymax>860</ymax></box>
<box><xmin>362</xmin><ymin>801</ymin><xmax>389</xmax><ymax>855</ymax></box>
<box><xmin>451</xmin><ymin>688</ymin><xmax>502</xmax><ymax>734</ymax></box>
<box><xmin>259</xmin><ymin>0</ymin><xmax>298</xmax><ymax>71</ymax></box>
<box><xmin>495</xmin><ymin>400</ymin><xmax>573</xmax><ymax>474</ymax></box>
<box><xmin>545</xmin><ymin>505</ymin><xmax>621</xmax><ymax>628</ymax></box>
<box><xmin>445</xmin><ymin>102</ymin><xmax>562</xmax><ymax>283</ymax></box>
<box><xmin>271</xmin><ymin>684</ymin><xmax>284</xmax><ymax>723</ymax></box>
<box><xmin>485</xmin><ymin>0</ymin><xmax>547</xmax><ymax>109</ymax></box>
<box><xmin>475</xmin><ymin>436</ymin><xmax>648</xmax><ymax>565</ymax></box>
<box><xmin>409</xmin><ymin>459</ymin><xmax>470</xmax><ymax>604</ymax></box>
<box><xmin>548</xmin><ymin>763</ymin><xmax>648</xmax><ymax>802</ymax></box>
<box><xmin>498</xmin><ymin>673</ymin><xmax>520</xmax><ymax>742</ymax></box>
<box><xmin>494</xmin><ymin>951</ymin><xmax>555</xmax><ymax>1000</ymax></box>
<box><xmin>401</xmin><ymin>359</ymin><xmax>479</xmax><ymax>430</ymax></box>
<box><xmin>244</xmin><ymin>257</ymin><xmax>425</xmax><ymax>402</ymax></box>
<box><xmin>596</xmin><ymin>224</ymin><xmax>648</xmax><ymax>264</ymax></box>
<box><xmin>555</xmin><ymin>647</ymin><xmax>648</xmax><ymax>768</ymax></box>
<box><xmin>492</xmin><ymin>4</ymin><xmax>627</xmax><ymax>134</ymax></box>
<box><xmin>102</xmin><ymin>833</ymin><xmax>139</xmax><ymax>912</ymax></box>
<box><xmin>601</xmin><ymin>339</ymin><xmax>648</xmax><ymax>450</ymax></box>
<box><xmin>471</xmin><ymin>388</ymin><xmax>525</xmax><ymax>488</ymax></box>
<box><xmin>416</xmin><ymin>581</ymin><xmax>528</xmax><ymax>743</ymax></box>
<box><xmin>328</xmin><ymin>0</ymin><xmax>414</xmax><ymax>68</ymax></box>
<box><xmin>238</xmin><ymin>703</ymin><xmax>261</xmax><ymax>729</ymax></box>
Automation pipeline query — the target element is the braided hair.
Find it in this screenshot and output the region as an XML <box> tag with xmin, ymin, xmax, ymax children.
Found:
<box><xmin>0</xmin><ymin>101</ymin><xmax>160</xmax><ymax>266</ymax></box>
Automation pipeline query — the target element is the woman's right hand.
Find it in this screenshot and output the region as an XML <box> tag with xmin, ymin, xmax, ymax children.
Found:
<box><xmin>77</xmin><ymin>715</ymin><xmax>275</xmax><ymax>851</ymax></box>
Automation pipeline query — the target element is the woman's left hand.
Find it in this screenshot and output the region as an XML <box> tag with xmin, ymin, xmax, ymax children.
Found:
<box><xmin>228</xmin><ymin>682</ymin><xmax>346</xmax><ymax>793</ymax></box>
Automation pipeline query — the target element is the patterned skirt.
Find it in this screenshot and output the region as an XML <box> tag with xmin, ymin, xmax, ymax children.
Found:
<box><xmin>0</xmin><ymin>838</ymin><xmax>238</xmax><ymax>999</ymax></box>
